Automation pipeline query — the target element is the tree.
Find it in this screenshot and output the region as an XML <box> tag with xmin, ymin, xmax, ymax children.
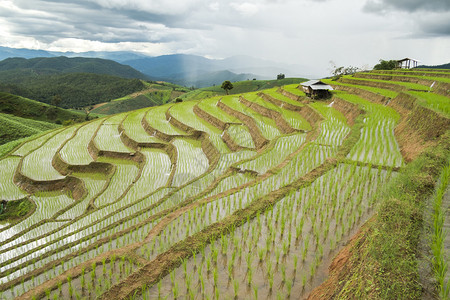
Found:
<box><xmin>51</xmin><ymin>94</ymin><xmax>62</xmax><ymax>107</ymax></box>
<box><xmin>277</xmin><ymin>73</ymin><xmax>285</xmax><ymax>80</ymax></box>
<box><xmin>373</xmin><ymin>59</ymin><xmax>397</xmax><ymax>70</ymax></box>
<box><xmin>221</xmin><ymin>80</ymin><xmax>233</xmax><ymax>95</ymax></box>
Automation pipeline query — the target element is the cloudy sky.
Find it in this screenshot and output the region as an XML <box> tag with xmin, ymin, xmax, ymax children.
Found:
<box><xmin>0</xmin><ymin>0</ymin><xmax>449</xmax><ymax>76</ymax></box>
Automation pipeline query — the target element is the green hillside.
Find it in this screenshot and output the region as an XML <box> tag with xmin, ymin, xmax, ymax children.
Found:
<box><xmin>90</xmin><ymin>82</ymin><xmax>190</xmax><ymax>115</ymax></box>
<box><xmin>0</xmin><ymin>92</ymin><xmax>86</xmax><ymax>123</ymax></box>
<box><xmin>0</xmin><ymin>113</ymin><xmax>60</xmax><ymax>145</ymax></box>
<box><xmin>0</xmin><ymin>70</ymin><xmax>448</xmax><ymax>300</ymax></box>
<box><xmin>181</xmin><ymin>77</ymin><xmax>307</xmax><ymax>100</ymax></box>
<box><xmin>0</xmin><ymin>73</ymin><xmax>145</xmax><ymax>109</ymax></box>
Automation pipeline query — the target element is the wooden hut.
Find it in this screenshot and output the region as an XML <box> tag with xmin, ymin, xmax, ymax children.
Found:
<box><xmin>397</xmin><ymin>58</ymin><xmax>419</xmax><ymax>69</ymax></box>
<box><xmin>301</xmin><ymin>80</ymin><xmax>333</xmax><ymax>99</ymax></box>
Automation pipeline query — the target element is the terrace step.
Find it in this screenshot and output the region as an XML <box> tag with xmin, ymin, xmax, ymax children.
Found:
<box><xmin>216</xmin><ymin>99</ymin><xmax>269</xmax><ymax>150</ymax></box>
<box><xmin>258</xmin><ymin>91</ymin><xmax>303</xmax><ymax>111</ymax></box>
<box><xmin>239</xmin><ymin>95</ymin><xmax>298</xmax><ymax>134</ymax></box>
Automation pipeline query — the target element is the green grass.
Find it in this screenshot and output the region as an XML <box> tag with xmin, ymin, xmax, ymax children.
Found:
<box><xmin>407</xmin><ymin>91</ymin><xmax>450</xmax><ymax>117</ymax></box>
<box><xmin>0</xmin><ymin>92</ymin><xmax>86</xmax><ymax>123</ymax></box>
<box><xmin>0</xmin><ymin>198</ymin><xmax>34</xmax><ymax>222</ymax></box>
<box><xmin>0</xmin><ymin>113</ymin><xmax>61</xmax><ymax>145</ymax></box>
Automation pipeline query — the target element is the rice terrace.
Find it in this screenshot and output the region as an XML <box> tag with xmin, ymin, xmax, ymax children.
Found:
<box><xmin>0</xmin><ymin>67</ymin><xmax>449</xmax><ymax>300</ymax></box>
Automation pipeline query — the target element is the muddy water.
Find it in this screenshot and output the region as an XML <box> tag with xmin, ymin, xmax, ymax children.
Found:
<box><xmin>140</xmin><ymin>164</ymin><xmax>394</xmax><ymax>300</ymax></box>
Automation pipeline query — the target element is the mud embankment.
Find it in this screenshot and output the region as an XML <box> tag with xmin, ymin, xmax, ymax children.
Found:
<box><xmin>193</xmin><ymin>104</ymin><xmax>228</xmax><ymax>131</ymax></box>
<box><xmin>331</xmin><ymin>84</ymin><xmax>390</xmax><ymax>104</ymax></box>
<box><xmin>165</xmin><ymin>108</ymin><xmax>220</xmax><ymax>168</ymax></box>
<box><xmin>217</xmin><ymin>100</ymin><xmax>269</xmax><ymax>150</ymax></box>
<box><xmin>277</xmin><ymin>87</ymin><xmax>306</xmax><ymax>102</ymax></box>
<box><xmin>354</xmin><ymin>73</ymin><xmax>450</xmax><ymax>97</ymax></box>
<box><xmin>165</xmin><ymin>108</ymin><xmax>195</xmax><ymax>134</ymax></box>
<box><xmin>370</xmin><ymin>69</ymin><xmax>450</xmax><ymax>78</ymax></box>
<box><xmin>118</xmin><ymin>123</ymin><xmax>167</xmax><ymax>151</ymax></box>
<box><xmin>331</xmin><ymin>97</ymin><xmax>365</xmax><ymax>127</ymax></box>
<box><xmin>141</xmin><ymin>111</ymin><xmax>175</xmax><ymax>142</ymax></box>
<box><xmin>239</xmin><ymin>96</ymin><xmax>297</xmax><ymax>134</ymax></box>
<box><xmin>339</xmin><ymin>77</ymin><xmax>407</xmax><ymax>92</ymax></box>
<box><xmin>13</xmin><ymin>162</ymin><xmax>86</xmax><ymax>200</ymax></box>
<box><xmin>390</xmin><ymin>92</ymin><xmax>450</xmax><ymax>162</ymax></box>
<box><xmin>192</xmin><ymin>102</ymin><xmax>253</xmax><ymax>152</ymax></box>
<box><xmin>298</xmin><ymin>105</ymin><xmax>323</xmax><ymax>128</ymax></box>
<box><xmin>257</xmin><ymin>92</ymin><xmax>303</xmax><ymax>111</ymax></box>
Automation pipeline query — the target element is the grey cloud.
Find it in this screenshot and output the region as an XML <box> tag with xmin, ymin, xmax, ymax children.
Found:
<box><xmin>417</xmin><ymin>14</ymin><xmax>450</xmax><ymax>36</ymax></box>
<box><xmin>364</xmin><ymin>0</ymin><xmax>450</xmax><ymax>13</ymax></box>
<box><xmin>1</xmin><ymin>0</ymin><xmax>188</xmax><ymax>44</ymax></box>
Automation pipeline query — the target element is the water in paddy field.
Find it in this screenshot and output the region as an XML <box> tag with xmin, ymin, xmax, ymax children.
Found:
<box><xmin>140</xmin><ymin>164</ymin><xmax>395</xmax><ymax>300</ymax></box>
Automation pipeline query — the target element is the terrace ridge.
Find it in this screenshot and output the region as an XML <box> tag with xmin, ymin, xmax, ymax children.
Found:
<box><xmin>217</xmin><ymin>99</ymin><xmax>269</xmax><ymax>150</ymax></box>
<box><xmin>239</xmin><ymin>95</ymin><xmax>298</xmax><ymax>134</ymax></box>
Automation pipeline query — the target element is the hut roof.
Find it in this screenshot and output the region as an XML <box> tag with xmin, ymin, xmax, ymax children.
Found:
<box><xmin>301</xmin><ymin>80</ymin><xmax>333</xmax><ymax>90</ymax></box>
<box><xmin>397</xmin><ymin>58</ymin><xmax>420</xmax><ymax>63</ymax></box>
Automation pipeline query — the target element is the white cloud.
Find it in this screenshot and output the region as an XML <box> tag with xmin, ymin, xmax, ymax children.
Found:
<box><xmin>230</xmin><ymin>2</ymin><xmax>260</xmax><ymax>16</ymax></box>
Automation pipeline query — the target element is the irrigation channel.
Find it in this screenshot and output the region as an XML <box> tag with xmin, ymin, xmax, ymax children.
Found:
<box><xmin>0</xmin><ymin>71</ymin><xmax>448</xmax><ymax>300</ymax></box>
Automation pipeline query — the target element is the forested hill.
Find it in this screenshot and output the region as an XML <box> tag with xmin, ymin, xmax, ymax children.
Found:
<box><xmin>0</xmin><ymin>56</ymin><xmax>148</xmax><ymax>79</ymax></box>
<box><xmin>0</xmin><ymin>73</ymin><xmax>145</xmax><ymax>109</ymax></box>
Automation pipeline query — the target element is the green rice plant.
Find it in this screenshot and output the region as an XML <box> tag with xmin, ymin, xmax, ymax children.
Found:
<box><xmin>247</xmin><ymin>267</ymin><xmax>253</xmax><ymax>286</ymax></box>
<box><xmin>170</xmin><ymin>100</ymin><xmax>230</xmax><ymax>153</ymax></box>
<box><xmin>233</xmin><ymin>277</ymin><xmax>239</xmax><ymax>298</ymax></box>
<box><xmin>59</xmin><ymin>119</ymin><xmax>102</xmax><ymax>165</ymax></box>
<box><xmin>286</xmin><ymin>279</ymin><xmax>293</xmax><ymax>297</ymax></box>
<box><xmin>21</xmin><ymin>126</ymin><xmax>77</xmax><ymax>181</ymax></box>
<box><xmin>172</xmin><ymin>281</ymin><xmax>179</xmax><ymax>299</ymax></box>
<box><xmin>253</xmin><ymin>285</ymin><xmax>258</xmax><ymax>299</ymax></box>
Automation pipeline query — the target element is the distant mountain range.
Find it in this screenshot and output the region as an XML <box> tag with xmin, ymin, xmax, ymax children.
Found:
<box><xmin>0</xmin><ymin>56</ymin><xmax>148</xmax><ymax>80</ymax></box>
<box><xmin>417</xmin><ymin>63</ymin><xmax>450</xmax><ymax>69</ymax></box>
<box><xmin>0</xmin><ymin>46</ymin><xmax>310</xmax><ymax>87</ymax></box>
